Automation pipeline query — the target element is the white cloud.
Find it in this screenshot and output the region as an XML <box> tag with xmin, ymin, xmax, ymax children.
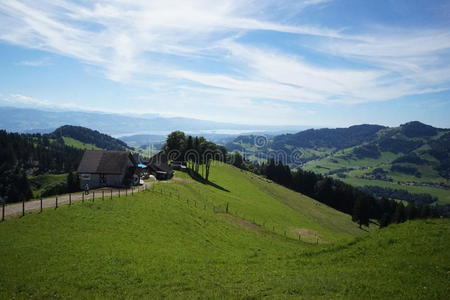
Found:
<box><xmin>0</xmin><ymin>0</ymin><xmax>449</xmax><ymax>123</ymax></box>
<box><xmin>16</xmin><ymin>56</ymin><xmax>52</xmax><ymax>66</ymax></box>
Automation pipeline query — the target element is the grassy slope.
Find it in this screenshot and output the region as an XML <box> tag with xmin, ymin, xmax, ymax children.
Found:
<box><xmin>1</xmin><ymin>164</ymin><xmax>449</xmax><ymax>298</ymax></box>
<box><xmin>62</xmin><ymin>136</ymin><xmax>101</xmax><ymax>150</ymax></box>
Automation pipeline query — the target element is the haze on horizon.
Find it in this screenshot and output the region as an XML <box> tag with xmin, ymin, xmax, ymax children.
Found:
<box><xmin>0</xmin><ymin>0</ymin><xmax>449</xmax><ymax>128</ymax></box>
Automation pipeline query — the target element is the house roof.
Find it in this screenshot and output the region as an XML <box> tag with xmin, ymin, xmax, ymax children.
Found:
<box><xmin>146</xmin><ymin>151</ymin><xmax>173</xmax><ymax>174</ymax></box>
<box><xmin>77</xmin><ymin>150</ymin><xmax>136</xmax><ymax>175</ymax></box>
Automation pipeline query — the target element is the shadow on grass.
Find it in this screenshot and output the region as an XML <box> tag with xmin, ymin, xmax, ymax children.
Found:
<box><xmin>184</xmin><ymin>169</ymin><xmax>230</xmax><ymax>192</ymax></box>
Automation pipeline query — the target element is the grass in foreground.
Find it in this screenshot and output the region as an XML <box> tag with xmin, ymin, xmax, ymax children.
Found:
<box><xmin>1</xmin><ymin>164</ymin><xmax>449</xmax><ymax>298</ymax></box>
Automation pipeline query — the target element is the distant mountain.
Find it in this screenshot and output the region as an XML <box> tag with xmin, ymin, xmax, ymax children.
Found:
<box><xmin>272</xmin><ymin>124</ymin><xmax>386</xmax><ymax>150</ymax></box>
<box><xmin>227</xmin><ymin>121</ymin><xmax>450</xmax><ymax>204</ymax></box>
<box><xmin>0</xmin><ymin>106</ymin><xmax>310</xmax><ymax>136</ymax></box>
<box><xmin>49</xmin><ymin>125</ymin><xmax>131</xmax><ymax>151</ymax></box>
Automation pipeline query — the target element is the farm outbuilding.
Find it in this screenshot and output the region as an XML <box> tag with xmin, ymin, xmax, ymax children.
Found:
<box><xmin>77</xmin><ymin>150</ymin><xmax>138</xmax><ymax>190</ymax></box>
<box><xmin>146</xmin><ymin>151</ymin><xmax>174</xmax><ymax>180</ymax></box>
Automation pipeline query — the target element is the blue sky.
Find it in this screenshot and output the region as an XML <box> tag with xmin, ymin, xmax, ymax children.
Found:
<box><xmin>0</xmin><ymin>0</ymin><xmax>449</xmax><ymax>128</ymax></box>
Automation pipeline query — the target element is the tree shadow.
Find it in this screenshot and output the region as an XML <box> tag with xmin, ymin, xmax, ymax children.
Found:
<box><xmin>184</xmin><ymin>169</ymin><xmax>230</xmax><ymax>192</ymax></box>
<box><xmin>358</xmin><ymin>226</ymin><xmax>369</xmax><ymax>232</ymax></box>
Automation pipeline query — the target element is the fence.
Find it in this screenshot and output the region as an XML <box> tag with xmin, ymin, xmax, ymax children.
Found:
<box><xmin>0</xmin><ymin>182</ymin><xmax>320</xmax><ymax>244</ymax></box>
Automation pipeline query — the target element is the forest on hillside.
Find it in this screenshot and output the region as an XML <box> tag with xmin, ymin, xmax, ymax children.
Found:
<box><xmin>0</xmin><ymin>131</ymin><xmax>82</xmax><ymax>203</ymax></box>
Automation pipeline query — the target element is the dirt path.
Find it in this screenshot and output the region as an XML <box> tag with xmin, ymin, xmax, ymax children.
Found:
<box><xmin>1</xmin><ymin>181</ymin><xmax>156</xmax><ymax>220</ymax></box>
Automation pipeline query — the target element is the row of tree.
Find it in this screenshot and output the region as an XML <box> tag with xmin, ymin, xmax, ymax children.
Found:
<box><xmin>228</xmin><ymin>152</ymin><xmax>441</xmax><ymax>228</ymax></box>
<box><xmin>163</xmin><ymin>131</ymin><xmax>227</xmax><ymax>181</ymax></box>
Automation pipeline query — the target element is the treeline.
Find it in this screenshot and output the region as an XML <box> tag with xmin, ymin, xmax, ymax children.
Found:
<box><xmin>358</xmin><ymin>186</ymin><xmax>437</xmax><ymax>205</ymax></box>
<box><xmin>0</xmin><ymin>130</ymin><xmax>83</xmax><ymax>203</ymax></box>
<box><xmin>228</xmin><ymin>152</ymin><xmax>440</xmax><ymax>228</ymax></box>
<box><xmin>163</xmin><ymin>131</ymin><xmax>227</xmax><ymax>181</ymax></box>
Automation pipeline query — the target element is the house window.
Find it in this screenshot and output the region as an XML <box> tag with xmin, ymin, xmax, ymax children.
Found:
<box><xmin>80</xmin><ymin>174</ymin><xmax>91</xmax><ymax>181</ymax></box>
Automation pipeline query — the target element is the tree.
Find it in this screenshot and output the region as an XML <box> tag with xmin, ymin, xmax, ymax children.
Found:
<box><xmin>393</xmin><ymin>202</ymin><xmax>407</xmax><ymax>223</ymax></box>
<box><xmin>352</xmin><ymin>196</ymin><xmax>369</xmax><ymax>228</ymax></box>
<box><xmin>163</xmin><ymin>131</ymin><xmax>186</xmax><ymax>161</ymax></box>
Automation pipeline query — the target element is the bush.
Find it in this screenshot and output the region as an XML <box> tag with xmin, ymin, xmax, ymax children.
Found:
<box><xmin>41</xmin><ymin>182</ymin><xmax>68</xmax><ymax>198</ymax></box>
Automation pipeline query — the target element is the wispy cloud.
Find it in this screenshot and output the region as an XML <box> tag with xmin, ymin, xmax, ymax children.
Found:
<box><xmin>16</xmin><ymin>56</ymin><xmax>52</xmax><ymax>66</ymax></box>
<box><xmin>0</xmin><ymin>0</ymin><xmax>449</xmax><ymax>122</ymax></box>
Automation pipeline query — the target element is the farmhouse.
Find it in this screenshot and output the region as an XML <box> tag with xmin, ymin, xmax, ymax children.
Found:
<box><xmin>77</xmin><ymin>150</ymin><xmax>138</xmax><ymax>189</ymax></box>
<box><xmin>146</xmin><ymin>151</ymin><xmax>174</xmax><ymax>180</ymax></box>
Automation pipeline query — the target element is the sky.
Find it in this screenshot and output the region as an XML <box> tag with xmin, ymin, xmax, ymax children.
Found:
<box><xmin>0</xmin><ymin>0</ymin><xmax>449</xmax><ymax>128</ymax></box>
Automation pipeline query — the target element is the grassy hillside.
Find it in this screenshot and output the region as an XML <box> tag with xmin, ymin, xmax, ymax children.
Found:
<box><xmin>228</xmin><ymin>122</ymin><xmax>450</xmax><ymax>205</ymax></box>
<box><xmin>1</xmin><ymin>164</ymin><xmax>449</xmax><ymax>298</ymax></box>
<box><xmin>62</xmin><ymin>136</ymin><xmax>101</xmax><ymax>150</ymax></box>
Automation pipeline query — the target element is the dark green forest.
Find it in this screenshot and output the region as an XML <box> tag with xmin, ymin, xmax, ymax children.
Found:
<box><xmin>0</xmin><ymin>130</ymin><xmax>83</xmax><ymax>203</ymax></box>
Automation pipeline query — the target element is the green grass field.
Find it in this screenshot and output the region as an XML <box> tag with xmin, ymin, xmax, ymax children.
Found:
<box><xmin>1</xmin><ymin>164</ymin><xmax>449</xmax><ymax>298</ymax></box>
<box><xmin>62</xmin><ymin>136</ymin><xmax>101</xmax><ymax>150</ymax></box>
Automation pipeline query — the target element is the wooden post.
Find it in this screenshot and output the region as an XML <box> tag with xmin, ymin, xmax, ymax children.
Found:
<box><xmin>55</xmin><ymin>196</ymin><xmax>58</xmax><ymax>209</ymax></box>
<box><xmin>131</xmin><ymin>188</ymin><xmax>134</xmax><ymax>195</ymax></box>
<box><xmin>110</xmin><ymin>189</ymin><xmax>113</xmax><ymax>200</ymax></box>
<box><xmin>69</xmin><ymin>193</ymin><xmax>72</xmax><ymax>206</ymax></box>
<box><xmin>1</xmin><ymin>198</ymin><xmax>5</xmax><ymax>221</ymax></box>
<box><xmin>118</xmin><ymin>189</ymin><xmax>121</xmax><ymax>198</ymax></box>
<box><xmin>82</xmin><ymin>192</ymin><xmax>84</xmax><ymax>202</ymax></box>
<box><xmin>22</xmin><ymin>197</ymin><xmax>25</xmax><ymax>216</ymax></box>
<box><xmin>102</xmin><ymin>191</ymin><xmax>104</xmax><ymax>201</ymax></box>
<box><xmin>92</xmin><ymin>191</ymin><xmax>95</xmax><ymax>202</ymax></box>
<box><xmin>40</xmin><ymin>197</ymin><xmax>43</xmax><ymax>213</ymax></box>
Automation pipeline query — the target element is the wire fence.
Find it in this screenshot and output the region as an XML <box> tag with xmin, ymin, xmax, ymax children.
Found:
<box><xmin>0</xmin><ymin>182</ymin><xmax>320</xmax><ymax>244</ymax></box>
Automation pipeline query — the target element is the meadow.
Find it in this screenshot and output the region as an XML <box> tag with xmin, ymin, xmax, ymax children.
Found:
<box><xmin>1</xmin><ymin>164</ymin><xmax>449</xmax><ymax>298</ymax></box>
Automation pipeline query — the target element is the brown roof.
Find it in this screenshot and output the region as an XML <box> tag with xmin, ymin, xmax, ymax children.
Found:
<box><xmin>146</xmin><ymin>151</ymin><xmax>173</xmax><ymax>174</ymax></box>
<box><xmin>77</xmin><ymin>150</ymin><xmax>136</xmax><ymax>175</ymax></box>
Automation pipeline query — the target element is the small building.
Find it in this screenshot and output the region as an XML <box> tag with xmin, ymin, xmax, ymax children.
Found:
<box><xmin>77</xmin><ymin>150</ymin><xmax>138</xmax><ymax>190</ymax></box>
<box><xmin>171</xmin><ymin>161</ymin><xmax>187</xmax><ymax>171</ymax></box>
<box><xmin>146</xmin><ymin>151</ymin><xmax>174</xmax><ymax>180</ymax></box>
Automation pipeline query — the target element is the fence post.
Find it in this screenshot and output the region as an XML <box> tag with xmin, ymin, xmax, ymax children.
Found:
<box><xmin>110</xmin><ymin>189</ymin><xmax>113</xmax><ymax>200</ymax></box>
<box><xmin>131</xmin><ymin>188</ymin><xmax>134</xmax><ymax>195</ymax></box>
<box><xmin>40</xmin><ymin>197</ymin><xmax>43</xmax><ymax>213</ymax></box>
<box><xmin>22</xmin><ymin>197</ymin><xmax>25</xmax><ymax>217</ymax></box>
<box><xmin>1</xmin><ymin>198</ymin><xmax>5</xmax><ymax>221</ymax></box>
<box><xmin>55</xmin><ymin>196</ymin><xmax>58</xmax><ymax>209</ymax></box>
<box><xmin>102</xmin><ymin>191</ymin><xmax>104</xmax><ymax>201</ymax></box>
<box><xmin>69</xmin><ymin>193</ymin><xmax>72</xmax><ymax>206</ymax></box>
<box><xmin>92</xmin><ymin>191</ymin><xmax>95</xmax><ymax>202</ymax></box>
<box><xmin>82</xmin><ymin>192</ymin><xmax>84</xmax><ymax>202</ymax></box>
